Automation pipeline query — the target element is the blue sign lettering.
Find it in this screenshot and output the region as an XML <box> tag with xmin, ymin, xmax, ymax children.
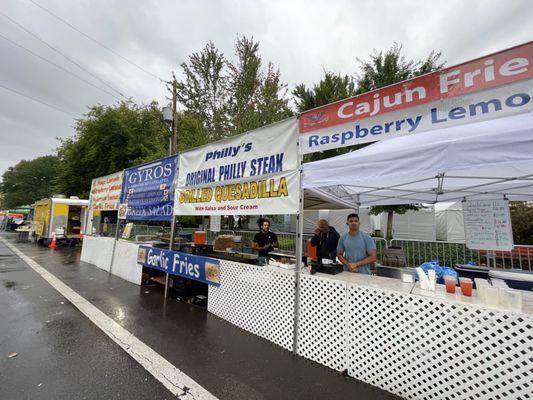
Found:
<box><xmin>137</xmin><ymin>246</ymin><xmax>221</xmax><ymax>287</ymax></box>
<box><xmin>120</xmin><ymin>155</ymin><xmax>178</xmax><ymax>221</ymax></box>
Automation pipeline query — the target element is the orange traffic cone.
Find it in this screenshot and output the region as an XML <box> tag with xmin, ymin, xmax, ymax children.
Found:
<box><xmin>79</xmin><ymin>230</ymin><xmax>84</xmax><ymax>240</ymax></box>
<box><xmin>49</xmin><ymin>233</ymin><xmax>57</xmax><ymax>249</ymax></box>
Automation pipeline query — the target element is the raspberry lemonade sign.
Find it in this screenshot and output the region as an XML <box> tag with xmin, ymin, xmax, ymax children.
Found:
<box><xmin>299</xmin><ymin>42</ymin><xmax>533</xmax><ymax>153</ymax></box>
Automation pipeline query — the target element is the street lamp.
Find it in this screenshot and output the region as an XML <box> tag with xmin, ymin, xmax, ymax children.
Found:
<box><xmin>162</xmin><ymin>104</ymin><xmax>173</xmax><ymax>156</ymax></box>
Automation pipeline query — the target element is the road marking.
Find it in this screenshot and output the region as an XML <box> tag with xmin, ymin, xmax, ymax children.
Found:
<box><xmin>0</xmin><ymin>237</ymin><xmax>218</xmax><ymax>400</ymax></box>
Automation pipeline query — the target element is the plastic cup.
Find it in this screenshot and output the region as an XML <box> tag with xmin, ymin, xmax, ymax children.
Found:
<box><xmin>499</xmin><ymin>288</ymin><xmax>522</xmax><ymax>311</ymax></box>
<box><xmin>484</xmin><ymin>286</ymin><xmax>499</xmax><ymax>306</ymax></box>
<box><xmin>459</xmin><ymin>277</ymin><xmax>473</xmax><ymax>296</ymax></box>
<box><xmin>444</xmin><ymin>276</ymin><xmax>456</xmax><ymax>294</ymax></box>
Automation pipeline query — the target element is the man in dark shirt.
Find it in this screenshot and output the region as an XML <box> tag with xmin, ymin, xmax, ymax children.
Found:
<box><xmin>310</xmin><ymin>219</ymin><xmax>340</xmax><ymax>261</ymax></box>
<box><xmin>252</xmin><ymin>219</ymin><xmax>278</xmax><ymax>265</ymax></box>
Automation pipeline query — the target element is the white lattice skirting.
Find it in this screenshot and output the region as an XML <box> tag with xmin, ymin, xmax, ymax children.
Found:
<box><xmin>298</xmin><ymin>274</ymin><xmax>532</xmax><ymax>400</ymax></box>
<box><xmin>209</xmin><ymin>261</ymin><xmax>532</xmax><ymax>400</ymax></box>
<box><xmin>208</xmin><ymin>260</ymin><xmax>295</xmax><ymax>351</ymax></box>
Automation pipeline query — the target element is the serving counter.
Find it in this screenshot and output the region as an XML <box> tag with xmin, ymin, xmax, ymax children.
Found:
<box><xmin>81</xmin><ymin>236</ymin><xmax>531</xmax><ymax>399</ymax></box>
<box><xmin>209</xmin><ymin>260</ymin><xmax>532</xmax><ymax>400</ymax></box>
<box><xmin>81</xmin><ymin>235</ymin><xmax>142</xmax><ymax>285</ymax></box>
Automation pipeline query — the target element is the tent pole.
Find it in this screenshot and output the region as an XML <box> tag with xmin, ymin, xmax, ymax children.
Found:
<box><xmin>109</xmin><ymin>218</ymin><xmax>121</xmax><ymax>274</ymax></box>
<box><xmin>165</xmin><ymin>215</ymin><xmax>177</xmax><ymax>299</ymax></box>
<box><xmin>292</xmin><ymin>152</ymin><xmax>304</xmax><ymax>354</ymax></box>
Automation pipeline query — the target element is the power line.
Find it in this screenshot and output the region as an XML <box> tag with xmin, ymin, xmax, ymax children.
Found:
<box><xmin>0</xmin><ymin>10</ymin><xmax>128</xmax><ymax>100</ymax></box>
<box><xmin>29</xmin><ymin>0</ymin><xmax>165</xmax><ymax>82</ymax></box>
<box><xmin>0</xmin><ymin>82</ymin><xmax>80</xmax><ymax>118</ymax></box>
<box><xmin>0</xmin><ymin>32</ymin><xmax>122</xmax><ymax>100</ymax></box>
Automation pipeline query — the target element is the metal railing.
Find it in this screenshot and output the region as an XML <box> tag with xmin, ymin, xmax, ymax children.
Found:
<box><xmin>89</xmin><ymin>223</ymin><xmax>533</xmax><ymax>271</ymax></box>
<box><xmin>233</xmin><ymin>230</ymin><xmax>388</xmax><ymax>257</ymax></box>
<box><xmin>389</xmin><ymin>239</ymin><xmax>533</xmax><ymax>271</ymax></box>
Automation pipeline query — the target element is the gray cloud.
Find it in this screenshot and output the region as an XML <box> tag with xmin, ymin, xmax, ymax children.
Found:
<box><xmin>1</xmin><ymin>0</ymin><xmax>532</xmax><ymax>178</ymax></box>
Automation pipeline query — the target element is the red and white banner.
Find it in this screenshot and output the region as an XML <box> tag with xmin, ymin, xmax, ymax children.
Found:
<box><xmin>299</xmin><ymin>42</ymin><xmax>533</xmax><ymax>154</ymax></box>
<box><xmin>89</xmin><ymin>171</ymin><xmax>124</xmax><ymax>211</ymax></box>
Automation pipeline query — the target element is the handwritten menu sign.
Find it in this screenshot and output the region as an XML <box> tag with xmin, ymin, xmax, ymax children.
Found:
<box><xmin>463</xmin><ymin>200</ymin><xmax>513</xmax><ymax>251</ymax></box>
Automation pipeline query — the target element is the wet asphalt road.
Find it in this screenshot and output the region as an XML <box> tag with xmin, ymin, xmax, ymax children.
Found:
<box><xmin>0</xmin><ymin>233</ymin><xmax>402</xmax><ymax>400</ymax></box>
<box><xmin>0</xmin><ymin>235</ymin><xmax>175</xmax><ymax>400</ymax></box>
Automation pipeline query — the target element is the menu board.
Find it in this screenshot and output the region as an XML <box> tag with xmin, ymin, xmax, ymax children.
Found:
<box><xmin>463</xmin><ymin>199</ymin><xmax>513</xmax><ymax>251</ymax></box>
<box><xmin>89</xmin><ymin>171</ymin><xmax>123</xmax><ymax>211</ymax></box>
<box><xmin>210</xmin><ymin>215</ymin><xmax>221</xmax><ymax>232</ymax></box>
<box><xmin>121</xmin><ymin>155</ymin><xmax>178</xmax><ymax>221</ymax></box>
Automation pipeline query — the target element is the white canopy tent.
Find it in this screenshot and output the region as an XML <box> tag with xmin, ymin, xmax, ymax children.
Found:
<box><xmin>435</xmin><ymin>202</ymin><xmax>466</xmax><ymax>242</ymax></box>
<box><xmin>302</xmin><ymin>113</ymin><xmax>533</xmax><ymax>205</ymax></box>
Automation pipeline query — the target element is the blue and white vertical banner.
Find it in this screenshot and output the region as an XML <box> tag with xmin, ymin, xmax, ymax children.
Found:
<box><xmin>137</xmin><ymin>245</ymin><xmax>221</xmax><ymax>286</ymax></box>
<box><xmin>120</xmin><ymin>155</ymin><xmax>178</xmax><ymax>221</ymax></box>
<box><xmin>174</xmin><ymin>117</ymin><xmax>300</xmax><ymax>216</ymax></box>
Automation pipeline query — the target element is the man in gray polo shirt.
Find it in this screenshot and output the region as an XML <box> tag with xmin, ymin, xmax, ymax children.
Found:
<box><xmin>337</xmin><ymin>213</ymin><xmax>377</xmax><ymax>275</ymax></box>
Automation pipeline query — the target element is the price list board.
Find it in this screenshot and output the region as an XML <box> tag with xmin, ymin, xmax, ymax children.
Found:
<box><xmin>463</xmin><ymin>199</ymin><xmax>514</xmax><ymax>251</ymax></box>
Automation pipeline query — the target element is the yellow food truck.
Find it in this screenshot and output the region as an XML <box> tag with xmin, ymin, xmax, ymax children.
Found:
<box><xmin>32</xmin><ymin>196</ymin><xmax>89</xmax><ymax>246</ymax></box>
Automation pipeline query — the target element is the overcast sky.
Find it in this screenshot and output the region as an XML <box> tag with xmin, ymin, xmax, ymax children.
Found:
<box><xmin>0</xmin><ymin>0</ymin><xmax>532</xmax><ymax>179</ymax></box>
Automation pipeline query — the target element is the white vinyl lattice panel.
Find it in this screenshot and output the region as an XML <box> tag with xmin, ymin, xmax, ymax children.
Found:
<box><xmin>347</xmin><ymin>284</ymin><xmax>533</xmax><ymax>400</ymax></box>
<box><xmin>297</xmin><ymin>274</ymin><xmax>347</xmax><ymax>371</ymax></box>
<box><xmin>208</xmin><ymin>260</ymin><xmax>295</xmax><ymax>350</ymax></box>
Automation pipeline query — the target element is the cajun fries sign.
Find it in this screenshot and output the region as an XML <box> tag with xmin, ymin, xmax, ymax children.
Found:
<box><xmin>174</xmin><ymin>117</ymin><xmax>300</xmax><ymax>215</ymax></box>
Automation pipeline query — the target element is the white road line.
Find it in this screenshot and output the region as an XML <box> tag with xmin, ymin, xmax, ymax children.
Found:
<box><xmin>0</xmin><ymin>237</ymin><xmax>218</xmax><ymax>400</ymax></box>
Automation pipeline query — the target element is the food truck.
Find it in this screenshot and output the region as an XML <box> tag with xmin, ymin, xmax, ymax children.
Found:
<box><xmin>32</xmin><ymin>196</ymin><xmax>89</xmax><ymax>245</ymax></box>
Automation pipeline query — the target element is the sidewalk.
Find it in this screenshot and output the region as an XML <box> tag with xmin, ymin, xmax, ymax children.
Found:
<box><xmin>0</xmin><ymin>232</ymin><xmax>401</xmax><ymax>400</ymax></box>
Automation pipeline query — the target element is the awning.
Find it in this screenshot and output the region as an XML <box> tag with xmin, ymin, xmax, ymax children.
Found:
<box><xmin>304</xmin><ymin>188</ymin><xmax>357</xmax><ymax>210</ymax></box>
<box><xmin>303</xmin><ymin>112</ymin><xmax>533</xmax><ymax>205</ymax></box>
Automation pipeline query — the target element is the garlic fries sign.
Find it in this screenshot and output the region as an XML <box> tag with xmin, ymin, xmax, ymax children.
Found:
<box><xmin>175</xmin><ymin>117</ymin><xmax>299</xmax><ymax>215</ymax></box>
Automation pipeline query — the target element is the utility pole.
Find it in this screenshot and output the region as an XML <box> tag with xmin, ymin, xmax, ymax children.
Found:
<box><xmin>164</xmin><ymin>73</ymin><xmax>178</xmax><ymax>155</ymax></box>
<box><xmin>171</xmin><ymin>72</ymin><xmax>177</xmax><ymax>155</ymax></box>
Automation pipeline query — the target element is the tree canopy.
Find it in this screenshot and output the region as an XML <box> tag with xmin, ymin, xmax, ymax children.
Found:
<box><xmin>1</xmin><ymin>155</ymin><xmax>58</xmax><ymax>207</ymax></box>
<box><xmin>54</xmin><ymin>101</ymin><xmax>168</xmax><ymax>198</ymax></box>
<box><xmin>510</xmin><ymin>202</ymin><xmax>533</xmax><ymax>244</ymax></box>
<box><xmin>176</xmin><ymin>36</ymin><xmax>291</xmax><ymax>142</ymax></box>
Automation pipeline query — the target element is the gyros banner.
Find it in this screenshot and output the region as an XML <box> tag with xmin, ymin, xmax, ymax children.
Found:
<box><xmin>121</xmin><ymin>155</ymin><xmax>178</xmax><ymax>221</ymax></box>
<box><xmin>88</xmin><ymin>171</ymin><xmax>123</xmax><ymax>211</ymax></box>
<box><xmin>299</xmin><ymin>42</ymin><xmax>533</xmax><ymax>154</ymax></box>
<box><xmin>175</xmin><ymin>117</ymin><xmax>299</xmax><ymax>215</ymax></box>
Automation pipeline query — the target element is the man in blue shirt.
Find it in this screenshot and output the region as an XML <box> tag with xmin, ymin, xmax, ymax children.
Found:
<box><xmin>337</xmin><ymin>213</ymin><xmax>377</xmax><ymax>275</ymax></box>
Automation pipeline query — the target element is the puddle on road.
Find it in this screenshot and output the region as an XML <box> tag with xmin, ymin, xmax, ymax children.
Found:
<box><xmin>3</xmin><ymin>279</ymin><xmax>16</xmax><ymax>289</ymax></box>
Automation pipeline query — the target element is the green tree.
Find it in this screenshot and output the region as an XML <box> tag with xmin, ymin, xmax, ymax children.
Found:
<box><xmin>175</xmin><ymin>41</ymin><xmax>229</xmax><ymax>141</ymax></box>
<box><xmin>293</xmin><ymin>71</ymin><xmax>359</xmax><ymax>161</ymax></box>
<box><xmin>356</xmin><ymin>42</ymin><xmax>443</xmax><ymax>93</ymax></box>
<box><xmin>175</xmin><ymin>111</ymin><xmax>210</xmax><ymax>152</ymax></box>
<box><xmin>510</xmin><ymin>202</ymin><xmax>533</xmax><ymax>244</ymax></box>
<box><xmin>227</xmin><ymin>36</ymin><xmax>291</xmax><ymax>134</ymax></box>
<box><xmin>357</xmin><ymin>44</ymin><xmax>444</xmax><ymax>239</ymax></box>
<box><xmin>293</xmin><ymin>71</ymin><xmax>356</xmax><ymax>111</ymax></box>
<box><xmin>1</xmin><ymin>155</ymin><xmax>58</xmax><ymax>207</ymax></box>
<box><xmin>55</xmin><ymin>101</ymin><xmax>168</xmax><ymax>198</ymax></box>
<box><xmin>176</xmin><ymin>36</ymin><xmax>291</xmax><ymax>142</ymax></box>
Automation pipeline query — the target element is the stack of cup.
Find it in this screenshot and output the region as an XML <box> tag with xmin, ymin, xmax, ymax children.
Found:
<box><xmin>484</xmin><ymin>286</ymin><xmax>500</xmax><ymax>306</ymax></box>
<box><xmin>474</xmin><ymin>278</ymin><xmax>490</xmax><ymax>301</ymax></box>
